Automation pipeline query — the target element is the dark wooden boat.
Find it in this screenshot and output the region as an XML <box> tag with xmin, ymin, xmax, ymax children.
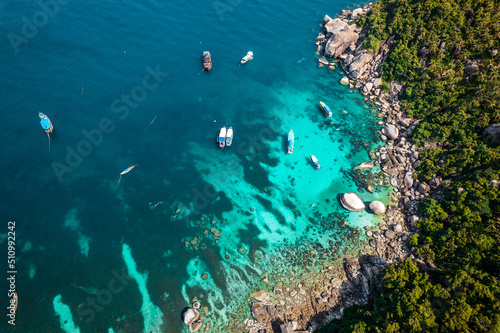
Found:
<box><xmin>203</xmin><ymin>51</ymin><xmax>212</xmax><ymax>71</ymax></box>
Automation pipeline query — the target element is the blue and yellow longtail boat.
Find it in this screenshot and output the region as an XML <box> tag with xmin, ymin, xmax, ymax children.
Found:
<box><xmin>39</xmin><ymin>112</ymin><xmax>53</xmax><ymax>133</ymax></box>
<box><xmin>319</xmin><ymin>101</ymin><xmax>333</xmax><ymax>117</ymax></box>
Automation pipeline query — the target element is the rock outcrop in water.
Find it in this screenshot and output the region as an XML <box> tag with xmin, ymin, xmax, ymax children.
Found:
<box><xmin>355</xmin><ymin>160</ymin><xmax>374</xmax><ymax>169</ymax></box>
<box><xmin>182</xmin><ymin>305</ymin><xmax>204</xmax><ymax>332</ymax></box>
<box><xmin>340</xmin><ymin>192</ymin><xmax>365</xmax><ymax>211</ymax></box>
<box><xmin>369</xmin><ymin>201</ymin><xmax>386</xmax><ymax>215</ymax></box>
<box><xmin>324</xmin><ymin>24</ymin><xmax>360</xmax><ymax>58</ymax></box>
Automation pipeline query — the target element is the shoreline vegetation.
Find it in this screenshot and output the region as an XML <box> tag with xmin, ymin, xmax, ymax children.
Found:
<box><xmin>182</xmin><ymin>0</ymin><xmax>499</xmax><ymax>331</ymax></box>
<box><xmin>315</xmin><ymin>0</ymin><xmax>499</xmax><ymax>332</ymax></box>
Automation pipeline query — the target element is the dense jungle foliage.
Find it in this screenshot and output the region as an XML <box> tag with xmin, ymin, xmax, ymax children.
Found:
<box><xmin>319</xmin><ymin>0</ymin><xmax>500</xmax><ymax>331</ymax></box>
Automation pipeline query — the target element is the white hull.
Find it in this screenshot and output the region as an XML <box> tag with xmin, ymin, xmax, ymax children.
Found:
<box><xmin>217</xmin><ymin>127</ymin><xmax>227</xmax><ymax>148</ymax></box>
<box><xmin>287</xmin><ymin>130</ymin><xmax>294</xmax><ymax>153</ymax></box>
<box><xmin>310</xmin><ymin>155</ymin><xmax>321</xmax><ymax>169</ymax></box>
<box><xmin>240</xmin><ymin>51</ymin><xmax>253</xmax><ymax>64</ymax></box>
<box><xmin>226</xmin><ymin>127</ymin><xmax>233</xmax><ymax>146</ymax></box>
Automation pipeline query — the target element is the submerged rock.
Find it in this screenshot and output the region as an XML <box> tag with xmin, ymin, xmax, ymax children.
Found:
<box><xmin>356</xmin><ymin>160</ymin><xmax>374</xmax><ymax>169</ymax></box>
<box><xmin>319</xmin><ymin>58</ymin><xmax>330</xmax><ymax>65</ymax></box>
<box><xmin>250</xmin><ymin>289</ymin><xmax>270</xmax><ymax>302</ymax></box>
<box><xmin>340</xmin><ymin>192</ymin><xmax>365</xmax><ymax>211</ymax></box>
<box><xmin>238</xmin><ymin>245</ymin><xmax>248</xmax><ymax>255</ymax></box>
<box><xmin>369</xmin><ymin>201</ymin><xmax>386</xmax><ymax>215</ymax></box>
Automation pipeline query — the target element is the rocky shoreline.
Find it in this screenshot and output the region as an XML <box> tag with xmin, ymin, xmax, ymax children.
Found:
<box><xmin>182</xmin><ymin>5</ymin><xmax>442</xmax><ymax>333</ymax></box>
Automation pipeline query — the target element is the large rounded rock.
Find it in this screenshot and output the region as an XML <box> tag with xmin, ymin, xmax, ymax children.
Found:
<box><xmin>183</xmin><ymin>308</ymin><xmax>199</xmax><ymax>325</ymax></box>
<box><xmin>409</xmin><ymin>215</ymin><xmax>419</xmax><ymax>227</ymax></box>
<box><xmin>351</xmin><ymin>7</ymin><xmax>367</xmax><ymax>20</ymax></box>
<box><xmin>348</xmin><ymin>53</ymin><xmax>373</xmax><ymax>78</ymax></box>
<box><xmin>369</xmin><ymin>201</ymin><xmax>386</xmax><ymax>215</ymax></box>
<box><xmin>340</xmin><ymin>192</ymin><xmax>365</xmax><ymax>211</ymax></box>
<box><xmin>382</xmin><ymin>124</ymin><xmax>399</xmax><ymax>140</ymax></box>
<box><xmin>404</xmin><ymin>172</ymin><xmax>414</xmax><ymax>188</ymax></box>
<box><xmin>324</xmin><ymin>25</ymin><xmax>360</xmax><ymax>58</ymax></box>
<box><xmin>324</xmin><ymin>18</ymin><xmax>347</xmax><ymax>34</ymax></box>
<box><xmin>384</xmin><ymin>230</ymin><xmax>396</xmax><ymax>239</ymax></box>
<box><xmin>322</xmin><ymin>15</ymin><xmax>333</xmax><ymax>25</ymax></box>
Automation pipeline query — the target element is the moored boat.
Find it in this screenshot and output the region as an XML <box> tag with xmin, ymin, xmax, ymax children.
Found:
<box><xmin>310</xmin><ymin>155</ymin><xmax>321</xmax><ymax>170</ymax></box>
<box><xmin>39</xmin><ymin>112</ymin><xmax>53</xmax><ymax>133</ymax></box>
<box><xmin>319</xmin><ymin>101</ymin><xmax>333</xmax><ymax>117</ymax></box>
<box><xmin>287</xmin><ymin>130</ymin><xmax>294</xmax><ymax>153</ymax></box>
<box><xmin>217</xmin><ymin>126</ymin><xmax>227</xmax><ymax>148</ymax></box>
<box><xmin>226</xmin><ymin>126</ymin><xmax>233</xmax><ymax>146</ymax></box>
<box><xmin>203</xmin><ymin>51</ymin><xmax>212</xmax><ymax>71</ymax></box>
<box><xmin>240</xmin><ymin>51</ymin><xmax>253</xmax><ymax>64</ymax></box>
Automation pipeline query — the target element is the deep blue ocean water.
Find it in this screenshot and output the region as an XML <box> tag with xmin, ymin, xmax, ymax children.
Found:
<box><xmin>0</xmin><ymin>0</ymin><xmax>386</xmax><ymax>332</ymax></box>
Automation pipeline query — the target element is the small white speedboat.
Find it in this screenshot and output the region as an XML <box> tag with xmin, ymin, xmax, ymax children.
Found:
<box><xmin>310</xmin><ymin>155</ymin><xmax>321</xmax><ymax>170</ymax></box>
<box><xmin>240</xmin><ymin>51</ymin><xmax>253</xmax><ymax>64</ymax></box>
<box><xmin>226</xmin><ymin>126</ymin><xmax>233</xmax><ymax>146</ymax></box>
<box><xmin>287</xmin><ymin>130</ymin><xmax>294</xmax><ymax>154</ymax></box>
<box><xmin>217</xmin><ymin>127</ymin><xmax>227</xmax><ymax>148</ymax></box>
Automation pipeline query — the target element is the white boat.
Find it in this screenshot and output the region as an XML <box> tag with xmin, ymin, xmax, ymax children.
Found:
<box><xmin>240</xmin><ymin>51</ymin><xmax>253</xmax><ymax>64</ymax></box>
<box><xmin>310</xmin><ymin>155</ymin><xmax>321</xmax><ymax>170</ymax></box>
<box><xmin>217</xmin><ymin>127</ymin><xmax>227</xmax><ymax>148</ymax></box>
<box><xmin>226</xmin><ymin>126</ymin><xmax>233</xmax><ymax>146</ymax></box>
<box><xmin>287</xmin><ymin>130</ymin><xmax>294</xmax><ymax>153</ymax></box>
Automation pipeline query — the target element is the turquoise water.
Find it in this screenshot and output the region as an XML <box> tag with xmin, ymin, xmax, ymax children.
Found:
<box><xmin>0</xmin><ymin>0</ymin><xmax>389</xmax><ymax>332</ymax></box>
